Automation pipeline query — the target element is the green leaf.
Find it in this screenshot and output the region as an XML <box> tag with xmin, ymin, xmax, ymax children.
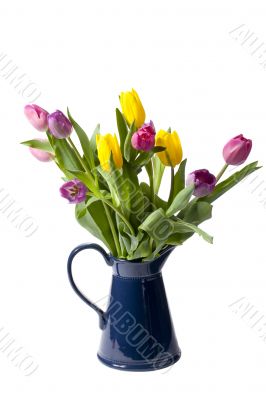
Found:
<box><xmin>170</xmin><ymin>201</ymin><xmax>213</xmax><ymax>246</ymax></box>
<box><xmin>133</xmin><ymin>148</ymin><xmax>166</xmax><ymax>170</ymax></box>
<box><xmin>140</xmin><ymin>182</ymin><xmax>168</xmax><ymax>211</ymax></box>
<box><xmin>139</xmin><ymin>206</ymin><xmax>213</xmax><ymax>252</ymax></box>
<box><xmin>153</xmin><ymin>157</ymin><xmax>165</xmax><ymax>194</ymax></box>
<box><xmin>98</xmin><ymin>157</ymin><xmax>139</xmax><ymax>220</ymax></box>
<box><xmin>173</xmin><ymin>159</ymin><xmax>187</xmax><ymax>197</ymax></box>
<box><xmin>66</xmin><ymin>170</ymin><xmax>99</xmax><ymax>195</ymax></box>
<box><xmin>134</xmin><ymin>152</ymin><xmax>152</xmax><ymax>168</ymax></box>
<box><xmin>204</xmin><ymin>161</ymin><xmax>261</xmax><ymax>203</ymax></box>
<box><xmin>128</xmin><ymin>233</ymin><xmax>151</xmax><ymax>260</ymax></box>
<box><xmin>85</xmin><ymin>196</ymin><xmax>100</xmax><ymax>207</ymax></box>
<box><xmin>182</xmin><ymin>200</ymin><xmax>213</xmax><ymax>224</ymax></box>
<box><xmin>143</xmin><ymin>243</ymin><xmax>167</xmax><ymax>261</ymax></box>
<box><xmin>46</xmin><ymin>131</ymin><xmax>55</xmax><ymax>147</ymax></box>
<box><xmin>116</xmin><ymin>214</ymin><xmax>139</xmax><ymax>257</ymax></box>
<box><xmin>91</xmin><ymin>123</ymin><xmax>100</xmax><ymax>156</ymax></box>
<box><xmin>139</xmin><ymin>208</ymin><xmax>169</xmax><ymax>246</ymax></box>
<box><xmin>21</xmin><ymin>139</ymin><xmax>54</xmax><ymax>153</ymax></box>
<box><xmin>122</xmin><ymin>162</ymin><xmax>144</xmax><ymax>228</ymax></box>
<box><xmin>124</xmin><ymin>122</ymin><xmax>137</xmax><ymax>162</ymax></box>
<box><xmin>97</xmin><ymin>165</ymin><xmax>121</xmax><ymax>208</ymax></box>
<box><xmin>171</xmin><ymin>219</ymin><xmax>213</xmax><ymax>244</ymax></box>
<box><xmin>76</xmin><ymin>200</ymin><xmax>116</xmax><ymax>255</ymax></box>
<box><xmin>67</xmin><ymin>108</ymin><xmax>95</xmax><ymax>170</ymax></box>
<box><xmin>165</xmin><ymin>233</ymin><xmax>189</xmax><ymax>246</ymax></box>
<box><xmin>166</xmin><ymin>184</ymin><xmax>194</xmax><ymax>217</ymax></box>
<box><xmin>152</xmin><ymin>146</ymin><xmax>166</xmax><ymax>153</ymax></box>
<box><xmin>53</xmin><ymin>138</ymin><xmax>83</xmax><ymax>172</ymax></box>
<box><xmin>124</xmin><ymin>129</ymin><xmax>133</xmax><ymax>162</ymax></box>
<box><xmin>116</xmin><ymin>108</ymin><xmax>128</xmax><ymax>152</ymax></box>
<box><xmin>167</xmin><ymin>200</ymin><xmax>213</xmax><ymax>246</ymax></box>
<box><xmin>98</xmin><ymin>189</ymin><xmax>112</xmax><ymax>200</ymax></box>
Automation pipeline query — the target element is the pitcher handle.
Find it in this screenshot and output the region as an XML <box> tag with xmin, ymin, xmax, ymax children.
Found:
<box><xmin>67</xmin><ymin>243</ymin><xmax>112</xmax><ymax>330</ymax></box>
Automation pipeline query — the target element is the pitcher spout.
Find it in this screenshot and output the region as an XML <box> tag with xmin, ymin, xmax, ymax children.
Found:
<box><xmin>110</xmin><ymin>245</ymin><xmax>176</xmax><ymax>278</ymax></box>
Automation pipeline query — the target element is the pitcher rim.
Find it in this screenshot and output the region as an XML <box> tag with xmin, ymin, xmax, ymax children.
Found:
<box><xmin>109</xmin><ymin>244</ymin><xmax>176</xmax><ymax>265</ymax></box>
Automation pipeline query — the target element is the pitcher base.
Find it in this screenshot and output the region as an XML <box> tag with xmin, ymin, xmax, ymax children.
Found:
<box><xmin>97</xmin><ymin>351</ymin><xmax>181</xmax><ymax>372</ymax></box>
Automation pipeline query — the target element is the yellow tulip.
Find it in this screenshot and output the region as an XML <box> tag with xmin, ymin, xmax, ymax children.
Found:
<box><xmin>96</xmin><ymin>133</ymin><xmax>123</xmax><ymax>172</ymax></box>
<box><xmin>119</xmin><ymin>88</ymin><xmax>146</xmax><ymax>129</ymax></box>
<box><xmin>155</xmin><ymin>130</ymin><xmax>183</xmax><ymax>167</ymax></box>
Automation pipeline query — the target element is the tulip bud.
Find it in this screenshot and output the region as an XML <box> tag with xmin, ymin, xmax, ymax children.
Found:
<box><xmin>119</xmin><ymin>89</ymin><xmax>146</xmax><ymax>129</ymax></box>
<box><xmin>29</xmin><ymin>139</ymin><xmax>53</xmax><ymax>162</ymax></box>
<box><xmin>131</xmin><ymin>121</ymin><xmax>156</xmax><ymax>152</ymax></box>
<box><xmin>60</xmin><ymin>179</ymin><xmax>87</xmax><ymax>204</ymax></box>
<box><xmin>223</xmin><ymin>134</ymin><xmax>252</xmax><ymax>165</ymax></box>
<box><xmin>155</xmin><ymin>129</ymin><xmax>183</xmax><ymax>167</ymax></box>
<box><xmin>186</xmin><ymin>169</ymin><xmax>216</xmax><ymax>197</ymax></box>
<box><xmin>48</xmin><ymin>110</ymin><xmax>73</xmax><ymax>139</ymax></box>
<box><xmin>96</xmin><ymin>133</ymin><xmax>123</xmax><ymax>172</ymax></box>
<box><xmin>24</xmin><ymin>104</ymin><xmax>49</xmax><ymax>131</ymax></box>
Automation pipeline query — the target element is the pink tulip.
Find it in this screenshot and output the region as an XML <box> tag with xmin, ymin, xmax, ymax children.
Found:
<box><xmin>186</xmin><ymin>169</ymin><xmax>216</xmax><ymax>197</ymax></box>
<box><xmin>223</xmin><ymin>134</ymin><xmax>252</xmax><ymax>165</ymax></box>
<box><xmin>29</xmin><ymin>139</ymin><xmax>53</xmax><ymax>162</ymax></box>
<box><xmin>60</xmin><ymin>179</ymin><xmax>87</xmax><ymax>203</ymax></box>
<box><xmin>48</xmin><ymin>110</ymin><xmax>72</xmax><ymax>139</ymax></box>
<box><xmin>131</xmin><ymin>121</ymin><xmax>156</xmax><ymax>152</ymax></box>
<box><xmin>24</xmin><ymin>104</ymin><xmax>49</xmax><ymax>131</ymax></box>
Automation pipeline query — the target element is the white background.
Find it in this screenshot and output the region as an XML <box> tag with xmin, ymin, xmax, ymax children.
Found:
<box><xmin>0</xmin><ymin>0</ymin><xmax>266</xmax><ymax>398</ymax></box>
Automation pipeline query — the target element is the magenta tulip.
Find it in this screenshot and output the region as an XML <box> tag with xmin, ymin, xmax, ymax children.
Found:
<box><xmin>48</xmin><ymin>110</ymin><xmax>72</xmax><ymax>139</ymax></box>
<box><xmin>29</xmin><ymin>139</ymin><xmax>53</xmax><ymax>162</ymax></box>
<box><xmin>223</xmin><ymin>134</ymin><xmax>252</xmax><ymax>165</ymax></box>
<box><xmin>131</xmin><ymin>121</ymin><xmax>156</xmax><ymax>151</ymax></box>
<box><xmin>24</xmin><ymin>104</ymin><xmax>49</xmax><ymax>131</ymax></box>
<box><xmin>186</xmin><ymin>169</ymin><xmax>216</xmax><ymax>198</ymax></box>
<box><xmin>60</xmin><ymin>179</ymin><xmax>87</xmax><ymax>204</ymax></box>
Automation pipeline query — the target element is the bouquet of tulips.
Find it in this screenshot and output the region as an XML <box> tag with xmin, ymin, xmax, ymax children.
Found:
<box><xmin>22</xmin><ymin>89</ymin><xmax>260</xmax><ymax>260</ymax></box>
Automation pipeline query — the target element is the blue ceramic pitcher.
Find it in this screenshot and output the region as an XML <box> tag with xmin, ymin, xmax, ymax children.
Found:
<box><xmin>67</xmin><ymin>243</ymin><xmax>181</xmax><ymax>371</ymax></box>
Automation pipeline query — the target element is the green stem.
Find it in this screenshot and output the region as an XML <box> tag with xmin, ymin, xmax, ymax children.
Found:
<box><xmin>102</xmin><ymin>202</ymin><xmax>121</xmax><ymax>257</ymax></box>
<box><xmin>150</xmin><ymin>165</ymin><xmax>155</xmax><ymax>206</ymax></box>
<box><xmin>67</xmin><ymin>138</ymin><xmax>121</xmax><ymax>256</ymax></box>
<box><xmin>153</xmin><ymin>158</ymin><xmax>165</xmax><ymax>195</ymax></box>
<box><xmin>167</xmin><ymin>166</ymin><xmax>175</xmax><ymax>207</ymax></box>
<box><xmin>145</xmin><ymin>161</ymin><xmax>155</xmax><ymax>207</ymax></box>
<box><xmin>216</xmin><ymin>163</ymin><xmax>228</xmax><ymax>183</ymax></box>
<box><xmin>67</xmin><ymin>137</ymin><xmax>92</xmax><ymax>174</ymax></box>
<box><xmin>145</xmin><ymin>161</ymin><xmax>155</xmax><ymax>253</ymax></box>
<box><xmin>101</xmin><ymin>198</ymin><xmax>135</xmax><ymax>236</ymax></box>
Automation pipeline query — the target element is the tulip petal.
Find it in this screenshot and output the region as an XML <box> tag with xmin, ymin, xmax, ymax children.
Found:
<box><xmin>111</xmin><ymin>134</ymin><xmax>123</xmax><ymax>169</ymax></box>
<box><xmin>171</xmin><ymin>131</ymin><xmax>183</xmax><ymax>166</ymax></box>
<box><xmin>223</xmin><ymin>134</ymin><xmax>252</xmax><ymax>165</ymax></box>
<box><xmin>96</xmin><ymin>133</ymin><xmax>123</xmax><ymax>172</ymax></box>
<box><xmin>24</xmin><ymin>104</ymin><xmax>49</xmax><ymax>131</ymax></box>
<box><xmin>97</xmin><ymin>134</ymin><xmax>111</xmax><ymax>171</ymax></box>
<box><xmin>155</xmin><ymin>130</ymin><xmax>182</xmax><ymax>167</ymax></box>
<box><xmin>120</xmin><ymin>89</ymin><xmax>145</xmax><ymax>128</ymax></box>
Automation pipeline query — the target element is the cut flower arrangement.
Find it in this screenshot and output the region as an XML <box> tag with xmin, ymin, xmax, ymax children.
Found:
<box><xmin>22</xmin><ymin>89</ymin><xmax>260</xmax><ymax>261</ymax></box>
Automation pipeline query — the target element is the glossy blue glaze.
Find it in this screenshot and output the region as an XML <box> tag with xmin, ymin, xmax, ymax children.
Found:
<box><xmin>67</xmin><ymin>243</ymin><xmax>181</xmax><ymax>371</ymax></box>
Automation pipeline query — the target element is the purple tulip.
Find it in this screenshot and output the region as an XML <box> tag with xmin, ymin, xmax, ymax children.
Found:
<box><xmin>24</xmin><ymin>104</ymin><xmax>49</xmax><ymax>131</ymax></box>
<box><xmin>223</xmin><ymin>134</ymin><xmax>252</xmax><ymax>166</ymax></box>
<box><xmin>29</xmin><ymin>139</ymin><xmax>53</xmax><ymax>162</ymax></box>
<box><xmin>131</xmin><ymin>121</ymin><xmax>156</xmax><ymax>151</ymax></box>
<box><xmin>48</xmin><ymin>110</ymin><xmax>72</xmax><ymax>139</ymax></box>
<box><xmin>60</xmin><ymin>179</ymin><xmax>87</xmax><ymax>204</ymax></box>
<box><xmin>186</xmin><ymin>169</ymin><xmax>216</xmax><ymax>198</ymax></box>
